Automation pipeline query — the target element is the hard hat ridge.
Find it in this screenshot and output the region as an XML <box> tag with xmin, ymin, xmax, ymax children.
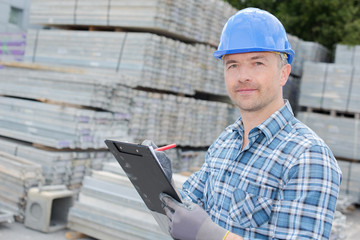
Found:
<box><xmin>214</xmin><ymin>8</ymin><xmax>295</xmax><ymax>64</ymax></box>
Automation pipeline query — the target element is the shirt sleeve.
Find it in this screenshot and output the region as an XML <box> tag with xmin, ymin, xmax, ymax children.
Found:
<box><xmin>178</xmin><ymin>152</ymin><xmax>211</xmax><ymax>206</ymax></box>
<box><xmin>271</xmin><ymin>145</ymin><xmax>342</xmax><ymax>239</ymax></box>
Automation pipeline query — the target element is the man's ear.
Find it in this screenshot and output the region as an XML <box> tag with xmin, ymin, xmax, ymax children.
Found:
<box><xmin>280</xmin><ymin>64</ymin><xmax>291</xmax><ymax>87</ymax></box>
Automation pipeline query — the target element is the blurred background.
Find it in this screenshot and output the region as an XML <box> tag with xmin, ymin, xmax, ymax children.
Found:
<box><xmin>0</xmin><ymin>0</ymin><xmax>359</xmax><ymax>239</ymax></box>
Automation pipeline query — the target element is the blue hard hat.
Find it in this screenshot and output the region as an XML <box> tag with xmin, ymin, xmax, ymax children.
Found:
<box><xmin>213</xmin><ymin>8</ymin><xmax>295</xmax><ymax>64</ymax></box>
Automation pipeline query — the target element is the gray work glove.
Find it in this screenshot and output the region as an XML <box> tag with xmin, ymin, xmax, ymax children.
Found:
<box><xmin>160</xmin><ymin>193</ymin><xmax>228</xmax><ymax>240</ymax></box>
<box><xmin>142</xmin><ymin>140</ymin><xmax>173</xmax><ymax>182</ymax></box>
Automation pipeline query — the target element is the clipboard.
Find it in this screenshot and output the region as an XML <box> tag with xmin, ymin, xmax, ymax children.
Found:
<box><xmin>104</xmin><ymin>140</ymin><xmax>182</xmax><ymax>216</ymax></box>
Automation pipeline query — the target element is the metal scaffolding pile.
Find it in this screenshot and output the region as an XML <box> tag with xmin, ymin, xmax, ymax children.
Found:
<box><xmin>29</xmin><ymin>0</ymin><xmax>236</xmax><ymax>45</ymax></box>
<box><xmin>129</xmin><ymin>90</ymin><xmax>235</xmax><ymax>147</ymax></box>
<box><xmin>194</xmin><ymin>44</ymin><xmax>226</xmax><ymax>95</ymax></box>
<box><xmin>0</xmin><ymin>65</ymin><xmax>119</xmax><ymax>109</ymax></box>
<box><xmin>68</xmin><ymin>170</ymin><xmax>172</xmax><ymax>240</ymax></box>
<box><xmin>0</xmin><ymin>151</ymin><xmax>43</xmax><ymax>222</ymax></box>
<box><xmin>24</xmin><ymin>29</ymin><xmax>226</xmax><ymax>96</ymax></box>
<box><xmin>0</xmin><ymin>32</ymin><xmax>26</xmax><ymax>62</ymax></box>
<box><xmin>0</xmin><ymin>63</ymin><xmax>135</xmax><ymax>115</ymax></box>
<box><xmin>67</xmin><ymin>161</ymin><xmax>190</xmax><ymax>239</ymax></box>
<box><xmin>0</xmin><ymin>96</ymin><xmax>131</xmax><ymax>149</ymax></box>
<box><xmin>0</xmin><ymin>136</ymin><xmax>112</xmax><ymax>189</ymax></box>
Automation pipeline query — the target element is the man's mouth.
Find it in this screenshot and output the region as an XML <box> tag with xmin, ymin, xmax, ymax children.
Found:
<box><xmin>236</xmin><ymin>88</ymin><xmax>257</xmax><ymax>94</ymax></box>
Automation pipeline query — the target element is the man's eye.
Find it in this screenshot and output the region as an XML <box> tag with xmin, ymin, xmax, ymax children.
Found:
<box><xmin>255</xmin><ymin>62</ymin><xmax>264</xmax><ymax>66</ymax></box>
<box><xmin>228</xmin><ymin>64</ymin><xmax>237</xmax><ymax>69</ymax></box>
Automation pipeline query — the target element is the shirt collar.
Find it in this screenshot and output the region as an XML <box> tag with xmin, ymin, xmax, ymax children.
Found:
<box><xmin>226</xmin><ymin>100</ymin><xmax>294</xmax><ymax>144</ymax></box>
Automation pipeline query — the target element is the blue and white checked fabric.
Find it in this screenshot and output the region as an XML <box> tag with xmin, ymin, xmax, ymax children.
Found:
<box><xmin>179</xmin><ymin>101</ymin><xmax>342</xmax><ymax>239</ymax></box>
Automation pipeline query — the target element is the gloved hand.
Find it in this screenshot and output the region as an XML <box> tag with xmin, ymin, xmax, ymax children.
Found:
<box><xmin>142</xmin><ymin>140</ymin><xmax>173</xmax><ymax>182</ymax></box>
<box><xmin>160</xmin><ymin>193</ymin><xmax>229</xmax><ymax>240</ymax></box>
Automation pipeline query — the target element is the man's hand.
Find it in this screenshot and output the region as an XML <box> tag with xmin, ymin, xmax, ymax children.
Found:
<box><xmin>142</xmin><ymin>140</ymin><xmax>173</xmax><ymax>182</ymax></box>
<box><xmin>160</xmin><ymin>193</ymin><xmax>229</xmax><ymax>240</ymax></box>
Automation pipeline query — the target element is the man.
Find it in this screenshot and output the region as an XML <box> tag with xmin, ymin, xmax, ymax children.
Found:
<box><xmin>156</xmin><ymin>7</ymin><xmax>342</xmax><ymax>240</ymax></box>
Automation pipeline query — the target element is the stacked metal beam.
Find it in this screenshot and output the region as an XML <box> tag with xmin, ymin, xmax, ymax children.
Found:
<box><xmin>0</xmin><ymin>65</ymin><xmax>120</xmax><ymax>109</ymax></box>
<box><xmin>29</xmin><ymin>0</ymin><xmax>236</xmax><ymax>44</ymax></box>
<box><xmin>67</xmin><ymin>161</ymin><xmax>190</xmax><ymax>239</ymax></box>
<box><xmin>129</xmin><ymin>90</ymin><xmax>235</xmax><ymax>147</ymax></box>
<box><xmin>0</xmin><ymin>32</ymin><xmax>26</xmax><ymax>62</ymax></box>
<box><xmin>68</xmin><ymin>170</ymin><xmax>172</xmax><ymax>240</ymax></box>
<box><xmin>0</xmin><ymin>136</ymin><xmax>112</xmax><ymax>189</ymax></box>
<box><xmin>24</xmin><ymin>29</ymin><xmax>227</xmax><ymax>96</ymax></box>
<box><xmin>0</xmin><ymin>96</ymin><xmax>131</xmax><ymax>149</ymax></box>
<box><xmin>194</xmin><ymin>44</ymin><xmax>227</xmax><ymax>95</ymax></box>
<box><xmin>0</xmin><ymin>151</ymin><xmax>43</xmax><ymax>222</ymax></box>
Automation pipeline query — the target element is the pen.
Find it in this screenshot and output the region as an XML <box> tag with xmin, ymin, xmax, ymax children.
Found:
<box><xmin>155</xmin><ymin>143</ymin><xmax>177</xmax><ymax>151</ymax></box>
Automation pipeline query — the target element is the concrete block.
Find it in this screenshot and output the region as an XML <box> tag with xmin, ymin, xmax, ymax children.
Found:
<box><xmin>24</xmin><ymin>185</ymin><xmax>74</xmax><ymax>233</ymax></box>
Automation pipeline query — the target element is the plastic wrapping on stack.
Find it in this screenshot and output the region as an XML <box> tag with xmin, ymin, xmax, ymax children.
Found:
<box><xmin>129</xmin><ymin>90</ymin><xmax>234</xmax><ymax>147</ymax></box>
<box><xmin>287</xmin><ymin>35</ymin><xmax>329</xmax><ymax>77</ymax></box>
<box><xmin>29</xmin><ymin>0</ymin><xmax>236</xmax><ymax>44</ymax></box>
<box><xmin>335</xmin><ymin>44</ymin><xmax>360</xmax><ymax>66</ymax></box>
<box><xmin>0</xmin><ymin>96</ymin><xmax>131</xmax><ymax>149</ymax></box>
<box><xmin>297</xmin><ymin>112</ymin><xmax>360</xmax><ymax>160</ymax></box>
<box><xmin>0</xmin><ymin>32</ymin><xmax>26</xmax><ymax>62</ymax></box>
<box><xmin>0</xmin><ymin>151</ymin><xmax>43</xmax><ymax>222</ymax></box>
<box><xmin>24</xmin><ymin>29</ymin><xmax>226</xmax><ymax>96</ymax></box>
<box><xmin>67</xmin><ymin>168</ymin><xmax>174</xmax><ymax>240</ymax></box>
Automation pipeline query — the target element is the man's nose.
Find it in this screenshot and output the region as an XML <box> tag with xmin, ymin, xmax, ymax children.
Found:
<box><xmin>236</xmin><ymin>66</ymin><xmax>251</xmax><ymax>83</ymax></box>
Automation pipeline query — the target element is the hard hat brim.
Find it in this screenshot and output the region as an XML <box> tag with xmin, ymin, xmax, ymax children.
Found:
<box><xmin>213</xmin><ymin>48</ymin><xmax>295</xmax><ymax>64</ymax></box>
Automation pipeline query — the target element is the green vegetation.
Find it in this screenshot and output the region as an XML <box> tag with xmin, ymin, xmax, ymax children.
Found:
<box><xmin>224</xmin><ymin>0</ymin><xmax>360</xmax><ymax>52</ymax></box>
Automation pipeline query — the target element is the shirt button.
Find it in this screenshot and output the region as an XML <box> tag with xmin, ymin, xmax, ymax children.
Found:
<box><xmin>227</xmin><ymin>171</ymin><xmax>231</xmax><ymax>177</ymax></box>
<box><xmin>218</xmin><ymin>205</ymin><xmax>221</xmax><ymax>211</ymax></box>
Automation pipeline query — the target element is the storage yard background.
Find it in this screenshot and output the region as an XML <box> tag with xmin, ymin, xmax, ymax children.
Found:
<box><xmin>0</xmin><ymin>0</ymin><xmax>359</xmax><ymax>239</ymax></box>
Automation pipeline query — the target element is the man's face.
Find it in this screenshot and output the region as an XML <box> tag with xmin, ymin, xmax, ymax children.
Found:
<box><xmin>223</xmin><ymin>52</ymin><xmax>289</xmax><ymax>114</ymax></box>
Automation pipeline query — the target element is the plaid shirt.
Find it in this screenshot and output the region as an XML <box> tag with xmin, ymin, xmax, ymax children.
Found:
<box><xmin>179</xmin><ymin>101</ymin><xmax>342</xmax><ymax>239</ymax></box>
